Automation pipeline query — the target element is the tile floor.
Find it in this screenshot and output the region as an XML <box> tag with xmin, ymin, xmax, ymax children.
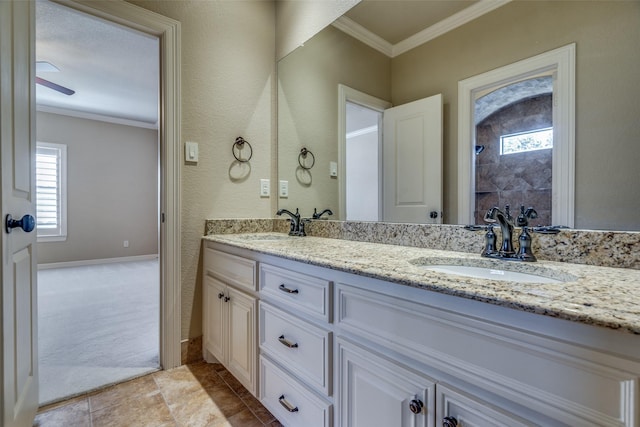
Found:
<box><xmin>33</xmin><ymin>361</ymin><xmax>281</xmax><ymax>427</ymax></box>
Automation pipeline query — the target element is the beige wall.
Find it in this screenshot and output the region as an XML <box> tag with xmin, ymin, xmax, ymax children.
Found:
<box><xmin>392</xmin><ymin>1</ymin><xmax>640</xmax><ymax>230</ymax></box>
<box><xmin>278</xmin><ymin>25</ymin><xmax>391</xmax><ymax>217</ymax></box>
<box><xmin>129</xmin><ymin>0</ymin><xmax>275</xmax><ymax>340</ymax></box>
<box><xmin>36</xmin><ymin>112</ymin><xmax>158</xmax><ymax>264</ymax></box>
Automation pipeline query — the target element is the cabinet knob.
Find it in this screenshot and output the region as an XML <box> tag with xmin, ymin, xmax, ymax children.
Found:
<box><xmin>218</xmin><ymin>293</ymin><xmax>225</xmax><ymax>299</ymax></box>
<box><xmin>409</xmin><ymin>399</ymin><xmax>423</xmax><ymax>414</ymax></box>
<box><xmin>442</xmin><ymin>416</ymin><xmax>458</xmax><ymax>427</ymax></box>
<box><xmin>224</xmin><ymin>296</ymin><xmax>230</xmax><ymax>302</ymax></box>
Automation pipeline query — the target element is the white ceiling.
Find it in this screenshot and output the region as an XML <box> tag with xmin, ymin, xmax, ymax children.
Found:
<box><xmin>35</xmin><ymin>1</ymin><xmax>159</xmax><ymax>127</ymax></box>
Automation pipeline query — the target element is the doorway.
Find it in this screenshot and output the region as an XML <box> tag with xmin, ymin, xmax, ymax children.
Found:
<box><xmin>35</xmin><ymin>0</ymin><xmax>164</xmax><ymax>405</ymax></box>
<box><xmin>345</xmin><ymin>101</ymin><xmax>382</xmax><ymax>221</ymax></box>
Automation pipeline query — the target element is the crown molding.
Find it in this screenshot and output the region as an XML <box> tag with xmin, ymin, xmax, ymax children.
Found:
<box><xmin>37</xmin><ymin>104</ymin><xmax>158</xmax><ymax>129</ymax></box>
<box><xmin>332</xmin><ymin>16</ymin><xmax>393</xmax><ymax>57</ymax></box>
<box><xmin>334</xmin><ymin>0</ymin><xmax>511</xmax><ymax>58</ymax></box>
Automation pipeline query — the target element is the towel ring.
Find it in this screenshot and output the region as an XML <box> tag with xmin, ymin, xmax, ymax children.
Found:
<box><xmin>298</xmin><ymin>147</ymin><xmax>315</xmax><ymax>170</ymax></box>
<box><xmin>232</xmin><ymin>137</ymin><xmax>253</xmax><ymax>162</ymax></box>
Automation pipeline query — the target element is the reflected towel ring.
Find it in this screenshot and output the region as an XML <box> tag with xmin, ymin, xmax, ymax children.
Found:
<box><xmin>232</xmin><ymin>136</ymin><xmax>253</xmax><ymax>162</ymax></box>
<box><xmin>298</xmin><ymin>147</ymin><xmax>315</xmax><ymax>170</ymax></box>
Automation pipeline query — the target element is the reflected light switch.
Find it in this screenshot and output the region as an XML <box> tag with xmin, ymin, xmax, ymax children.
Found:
<box><xmin>279</xmin><ymin>180</ymin><xmax>288</xmax><ymax>198</ymax></box>
<box><xmin>185</xmin><ymin>141</ymin><xmax>198</xmax><ymax>162</ymax></box>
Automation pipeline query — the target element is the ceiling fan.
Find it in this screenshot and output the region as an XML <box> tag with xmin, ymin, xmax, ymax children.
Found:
<box><xmin>36</xmin><ymin>61</ymin><xmax>75</xmax><ymax>96</ymax></box>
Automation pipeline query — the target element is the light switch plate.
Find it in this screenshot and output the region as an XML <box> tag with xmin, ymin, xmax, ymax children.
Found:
<box><xmin>185</xmin><ymin>141</ymin><xmax>198</xmax><ymax>162</ymax></box>
<box><xmin>260</xmin><ymin>179</ymin><xmax>270</xmax><ymax>197</ymax></box>
<box><xmin>279</xmin><ymin>180</ymin><xmax>288</xmax><ymax>198</ymax></box>
<box><xmin>330</xmin><ymin>161</ymin><xmax>338</xmax><ymax>177</ymax></box>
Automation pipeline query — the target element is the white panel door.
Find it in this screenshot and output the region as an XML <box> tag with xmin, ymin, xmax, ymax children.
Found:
<box><xmin>338</xmin><ymin>338</ymin><xmax>435</xmax><ymax>427</ymax></box>
<box><xmin>227</xmin><ymin>286</ymin><xmax>256</xmax><ymax>395</ymax></box>
<box><xmin>383</xmin><ymin>94</ymin><xmax>442</xmax><ymax>223</ymax></box>
<box><xmin>203</xmin><ymin>276</ymin><xmax>226</xmax><ymax>362</ymax></box>
<box><xmin>1</xmin><ymin>1</ymin><xmax>39</xmax><ymax>426</ymax></box>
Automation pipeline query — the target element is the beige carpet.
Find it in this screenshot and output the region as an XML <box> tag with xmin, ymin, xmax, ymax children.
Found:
<box><xmin>37</xmin><ymin>259</ymin><xmax>160</xmax><ymax>405</ymax></box>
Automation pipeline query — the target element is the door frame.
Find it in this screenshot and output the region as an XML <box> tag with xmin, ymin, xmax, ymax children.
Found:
<box><xmin>54</xmin><ymin>0</ymin><xmax>182</xmax><ymax>369</ymax></box>
<box><xmin>338</xmin><ymin>84</ymin><xmax>391</xmax><ymax>221</ymax></box>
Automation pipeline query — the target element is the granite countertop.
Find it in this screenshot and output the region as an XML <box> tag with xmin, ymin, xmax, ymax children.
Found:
<box><xmin>203</xmin><ymin>233</ymin><xmax>640</xmax><ymax>334</ymax></box>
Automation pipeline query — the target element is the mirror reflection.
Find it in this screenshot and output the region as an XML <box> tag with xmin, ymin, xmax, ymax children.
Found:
<box><xmin>277</xmin><ymin>0</ymin><xmax>640</xmax><ymax>231</ymax></box>
<box><xmin>474</xmin><ymin>77</ymin><xmax>553</xmax><ymax>226</ymax></box>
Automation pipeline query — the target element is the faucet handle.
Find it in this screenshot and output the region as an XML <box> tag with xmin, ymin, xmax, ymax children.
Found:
<box><xmin>517</xmin><ymin>205</ymin><xmax>538</xmax><ymax>227</ymax></box>
<box><xmin>531</xmin><ymin>225</ymin><xmax>568</xmax><ymax>234</ymax></box>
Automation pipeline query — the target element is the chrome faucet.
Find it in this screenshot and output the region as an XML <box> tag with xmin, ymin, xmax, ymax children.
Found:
<box><xmin>276</xmin><ymin>208</ymin><xmax>305</xmax><ymax>236</ymax></box>
<box><xmin>484</xmin><ymin>205</ymin><xmax>515</xmax><ymax>257</ymax></box>
<box><xmin>312</xmin><ymin>208</ymin><xmax>333</xmax><ymax>220</ymax></box>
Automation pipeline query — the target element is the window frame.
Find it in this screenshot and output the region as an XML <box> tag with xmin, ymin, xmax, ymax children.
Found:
<box><xmin>36</xmin><ymin>141</ymin><xmax>68</xmax><ymax>242</ymax></box>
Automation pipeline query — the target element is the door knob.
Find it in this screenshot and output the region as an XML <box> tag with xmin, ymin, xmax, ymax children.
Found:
<box><xmin>5</xmin><ymin>214</ymin><xmax>35</xmax><ymax>234</ymax></box>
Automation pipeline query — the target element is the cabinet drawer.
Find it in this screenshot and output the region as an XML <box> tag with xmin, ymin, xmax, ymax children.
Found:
<box><xmin>336</xmin><ymin>283</ymin><xmax>638</xmax><ymax>426</ymax></box>
<box><xmin>260</xmin><ymin>302</ymin><xmax>331</xmax><ymax>396</ymax></box>
<box><xmin>260</xmin><ymin>355</ymin><xmax>332</xmax><ymax>427</ymax></box>
<box><xmin>260</xmin><ymin>264</ymin><xmax>331</xmax><ymax>322</ymax></box>
<box><xmin>204</xmin><ymin>248</ymin><xmax>256</xmax><ymax>292</ymax></box>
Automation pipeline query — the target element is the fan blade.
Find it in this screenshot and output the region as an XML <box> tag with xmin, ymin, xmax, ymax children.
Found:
<box><xmin>36</xmin><ymin>76</ymin><xmax>75</xmax><ymax>96</ymax></box>
<box><xmin>36</xmin><ymin>61</ymin><xmax>60</xmax><ymax>73</ymax></box>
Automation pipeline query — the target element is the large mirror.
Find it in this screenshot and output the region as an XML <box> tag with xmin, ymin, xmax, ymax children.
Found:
<box><xmin>277</xmin><ymin>0</ymin><xmax>640</xmax><ymax>231</ymax></box>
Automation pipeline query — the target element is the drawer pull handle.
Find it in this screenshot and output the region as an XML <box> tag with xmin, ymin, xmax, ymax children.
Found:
<box><xmin>442</xmin><ymin>416</ymin><xmax>458</xmax><ymax>427</ymax></box>
<box><xmin>409</xmin><ymin>399</ymin><xmax>423</xmax><ymax>414</ymax></box>
<box><xmin>278</xmin><ymin>335</ymin><xmax>299</xmax><ymax>348</ymax></box>
<box><xmin>278</xmin><ymin>395</ymin><xmax>299</xmax><ymax>413</ymax></box>
<box><xmin>279</xmin><ymin>284</ymin><xmax>299</xmax><ymax>294</ymax></box>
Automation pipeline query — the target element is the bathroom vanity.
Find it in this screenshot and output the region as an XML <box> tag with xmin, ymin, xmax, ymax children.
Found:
<box><xmin>202</xmin><ymin>232</ymin><xmax>640</xmax><ymax>427</ymax></box>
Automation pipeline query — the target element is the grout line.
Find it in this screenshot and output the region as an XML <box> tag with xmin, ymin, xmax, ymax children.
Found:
<box><xmin>151</xmin><ymin>371</ymin><xmax>180</xmax><ymax>427</ymax></box>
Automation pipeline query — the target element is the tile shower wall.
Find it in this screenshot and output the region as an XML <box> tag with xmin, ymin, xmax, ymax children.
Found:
<box><xmin>475</xmin><ymin>94</ymin><xmax>553</xmax><ymax>225</ymax></box>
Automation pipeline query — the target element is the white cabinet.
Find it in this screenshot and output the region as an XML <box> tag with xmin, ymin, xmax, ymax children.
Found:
<box><xmin>337</xmin><ymin>338</ymin><xmax>435</xmax><ymax>427</ymax></box>
<box><xmin>258</xmin><ymin>263</ymin><xmax>333</xmax><ymax>426</ymax></box>
<box><xmin>203</xmin><ymin>240</ymin><xmax>640</xmax><ymax>427</ymax></box>
<box><xmin>335</xmin><ymin>280</ymin><xmax>640</xmax><ymax>427</ymax></box>
<box><xmin>203</xmin><ymin>246</ymin><xmax>257</xmax><ymax>395</ymax></box>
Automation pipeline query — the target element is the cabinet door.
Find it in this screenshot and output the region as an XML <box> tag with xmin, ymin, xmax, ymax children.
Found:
<box><xmin>204</xmin><ymin>276</ymin><xmax>227</xmax><ymax>362</ymax></box>
<box><xmin>227</xmin><ymin>286</ymin><xmax>257</xmax><ymax>395</ymax></box>
<box><xmin>435</xmin><ymin>384</ymin><xmax>530</xmax><ymax>427</ymax></box>
<box><xmin>338</xmin><ymin>338</ymin><xmax>435</xmax><ymax>427</ymax></box>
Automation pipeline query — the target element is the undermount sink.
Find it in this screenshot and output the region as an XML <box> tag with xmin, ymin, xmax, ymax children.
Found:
<box><xmin>232</xmin><ymin>233</ymin><xmax>291</xmax><ymax>242</ymax></box>
<box><xmin>410</xmin><ymin>257</ymin><xmax>576</xmax><ymax>284</ymax></box>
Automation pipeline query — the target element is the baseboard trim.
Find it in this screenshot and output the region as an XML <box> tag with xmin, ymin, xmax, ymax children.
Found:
<box><xmin>38</xmin><ymin>254</ymin><xmax>159</xmax><ymax>270</ymax></box>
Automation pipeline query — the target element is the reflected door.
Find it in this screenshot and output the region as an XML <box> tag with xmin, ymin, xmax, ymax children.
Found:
<box><xmin>383</xmin><ymin>94</ymin><xmax>443</xmax><ymax>224</ymax></box>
